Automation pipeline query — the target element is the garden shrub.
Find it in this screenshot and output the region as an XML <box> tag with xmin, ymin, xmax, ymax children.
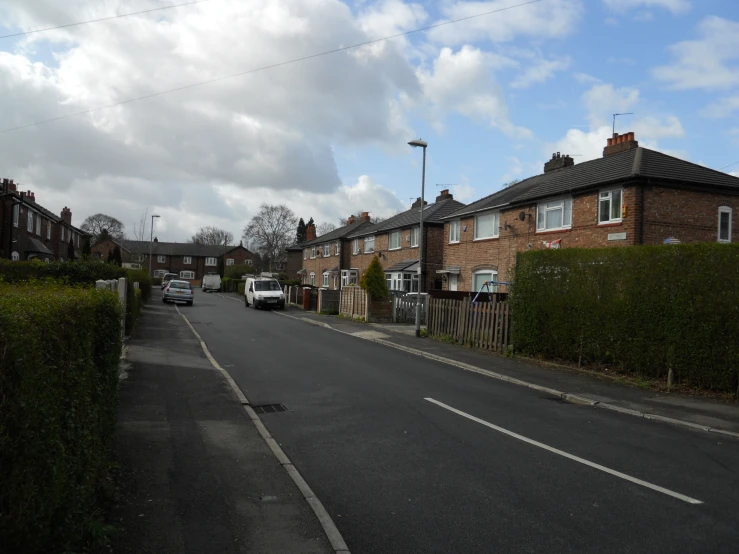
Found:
<box><xmin>511</xmin><ymin>243</ymin><xmax>739</xmax><ymax>391</ymax></box>
<box><xmin>360</xmin><ymin>256</ymin><xmax>388</xmax><ymax>299</ymax></box>
<box><xmin>125</xmin><ymin>268</ymin><xmax>152</xmax><ymax>303</ymax></box>
<box><xmin>125</xmin><ymin>288</ymin><xmax>142</xmax><ymax>336</ymax></box>
<box><xmin>0</xmin><ymin>259</ymin><xmax>125</xmax><ymax>285</ymax></box>
<box><xmin>0</xmin><ymin>283</ymin><xmax>123</xmax><ymax>552</ymax></box>
<box><xmin>237</xmin><ymin>281</ymin><xmax>246</xmax><ymax>295</ymax></box>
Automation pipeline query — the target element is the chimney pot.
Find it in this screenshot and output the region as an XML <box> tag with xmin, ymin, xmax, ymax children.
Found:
<box><xmin>359</xmin><ymin>211</ymin><xmax>371</xmax><ymax>223</ymax></box>
<box><xmin>435</xmin><ymin>189</ymin><xmax>453</xmax><ymax>202</ymax></box>
<box><xmin>544</xmin><ymin>153</ymin><xmax>575</xmax><ymax>173</ymax></box>
<box><xmin>607</xmin><ymin>138</ymin><xmax>613</xmax><ymax>146</ymax></box>
<box><xmin>347</xmin><ymin>215</ymin><xmax>356</xmax><ymax>225</ymax></box>
<box><xmin>603</xmin><ymin>131</ymin><xmax>638</xmax><ymax>157</ymax></box>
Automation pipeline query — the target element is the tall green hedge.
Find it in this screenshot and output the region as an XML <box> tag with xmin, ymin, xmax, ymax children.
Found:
<box><xmin>511</xmin><ymin>244</ymin><xmax>739</xmax><ymax>391</ymax></box>
<box><xmin>125</xmin><ymin>268</ymin><xmax>153</xmax><ymax>303</ymax></box>
<box><xmin>0</xmin><ymin>283</ymin><xmax>123</xmax><ymax>552</ymax></box>
<box><xmin>0</xmin><ymin>259</ymin><xmax>125</xmax><ymax>285</ymax></box>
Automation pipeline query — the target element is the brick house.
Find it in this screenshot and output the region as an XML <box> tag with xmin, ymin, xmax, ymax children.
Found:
<box><xmin>91</xmin><ymin>238</ymin><xmax>258</xmax><ymax>285</ymax></box>
<box><xmin>439</xmin><ymin>133</ymin><xmax>739</xmax><ymax>292</ymax></box>
<box><xmin>283</xmin><ymin>245</ymin><xmax>304</xmax><ymax>280</ymax></box>
<box><xmin>0</xmin><ymin>178</ymin><xmax>89</xmax><ymax>261</ymax></box>
<box><xmin>298</xmin><ymin>214</ymin><xmax>375</xmax><ymax>289</ymax></box>
<box><xmin>345</xmin><ymin>190</ymin><xmax>464</xmax><ymax>293</ymax></box>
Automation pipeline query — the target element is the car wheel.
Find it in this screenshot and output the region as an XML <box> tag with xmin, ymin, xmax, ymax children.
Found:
<box><xmin>244</xmin><ymin>297</ymin><xmax>249</xmax><ymax>307</ymax></box>
<box><xmin>162</xmin><ymin>297</ymin><xmax>167</xmax><ymax>303</ymax></box>
<box><xmin>186</xmin><ymin>301</ymin><xmax>193</xmax><ymax>306</ymax></box>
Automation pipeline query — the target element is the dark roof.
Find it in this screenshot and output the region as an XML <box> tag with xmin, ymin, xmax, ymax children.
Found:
<box><xmin>347</xmin><ymin>198</ymin><xmax>466</xmax><ymax>238</ymax></box>
<box><xmin>17</xmin><ymin>196</ymin><xmax>88</xmax><ymax>234</ymax></box>
<box><xmin>445</xmin><ymin>147</ymin><xmax>739</xmax><ymax>219</ymax></box>
<box><xmin>385</xmin><ymin>259</ymin><xmax>419</xmax><ymax>272</ymax></box>
<box><xmin>301</xmin><ymin>219</ymin><xmax>375</xmax><ymax>247</ymax></box>
<box><xmin>120</xmin><ymin>239</ymin><xmax>239</xmax><ymax>257</ymax></box>
<box><xmin>26</xmin><ymin>237</ymin><xmax>54</xmax><ymax>256</ymax></box>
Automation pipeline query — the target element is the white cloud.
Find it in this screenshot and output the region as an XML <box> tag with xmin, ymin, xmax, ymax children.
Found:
<box><xmin>417</xmin><ymin>46</ymin><xmax>530</xmax><ymax>138</ymax></box>
<box><xmin>602</xmin><ymin>0</ymin><xmax>691</xmax><ymax>14</ymax></box>
<box><xmin>510</xmin><ymin>55</ymin><xmax>571</xmax><ymax>89</ymax></box>
<box><xmin>633</xmin><ymin>11</ymin><xmax>654</xmax><ymax>22</ymax></box>
<box><xmin>427</xmin><ymin>0</ymin><xmax>582</xmax><ymax>45</ymax></box>
<box><xmin>500</xmin><ymin>157</ymin><xmax>523</xmax><ymax>183</ymax></box>
<box><xmin>653</xmin><ymin>16</ymin><xmax>739</xmax><ymax>90</ymax></box>
<box><xmin>582</xmin><ymin>83</ymin><xmax>640</xmax><ymax>127</ymax></box>
<box><xmin>574</xmin><ymin>72</ymin><xmax>602</xmax><ymax>85</ymax></box>
<box><xmin>701</xmin><ymin>95</ymin><xmax>739</xmax><ymax>118</ymax></box>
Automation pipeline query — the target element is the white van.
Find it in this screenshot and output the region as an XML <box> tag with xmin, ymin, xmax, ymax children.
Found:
<box><xmin>202</xmin><ymin>272</ymin><xmax>222</xmax><ymax>292</ymax></box>
<box><xmin>244</xmin><ymin>277</ymin><xmax>285</xmax><ymax>310</ymax></box>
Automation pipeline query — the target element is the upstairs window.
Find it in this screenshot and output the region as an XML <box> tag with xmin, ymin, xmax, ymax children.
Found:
<box><xmin>183</xmin><ymin>256</ymin><xmax>192</xmax><ymax>264</ymax></box>
<box><xmin>304</xmin><ymin>249</ymin><xmax>308</xmax><ymax>260</ymax></box>
<box><xmin>323</xmin><ymin>244</ymin><xmax>330</xmax><ymax>257</ymax></box>
<box><xmin>226</xmin><ymin>258</ymin><xmax>234</xmax><ymax>266</ymax></box>
<box><xmin>12</xmin><ymin>204</ymin><xmax>19</xmax><ymax>227</ymax></box>
<box><xmin>335</xmin><ymin>241</ymin><xmax>340</xmax><ymax>256</ymax></box>
<box><xmin>474</xmin><ymin>212</ymin><xmax>499</xmax><ymax>240</ymax></box>
<box><xmin>352</xmin><ymin>238</ymin><xmax>359</xmax><ymax>255</ymax></box>
<box><xmin>36</xmin><ymin>214</ymin><xmax>41</xmax><ymax>235</ymax></box>
<box><xmin>389</xmin><ymin>231</ymin><xmax>401</xmax><ymax>250</ymax></box>
<box><xmin>719</xmin><ymin>207</ymin><xmax>732</xmax><ymax>243</ymax></box>
<box><xmin>310</xmin><ymin>247</ymin><xmax>316</xmax><ymax>259</ymax></box>
<box><xmin>27</xmin><ymin>212</ymin><xmax>33</xmax><ymax>232</ymax></box>
<box><xmin>158</xmin><ymin>255</ymin><xmax>166</xmax><ymax>263</ymax></box>
<box><xmin>46</xmin><ymin>221</ymin><xmax>51</xmax><ymax>240</ymax></box>
<box><xmin>364</xmin><ymin>236</ymin><xmax>375</xmax><ymax>254</ymax></box>
<box><xmin>599</xmin><ymin>188</ymin><xmax>623</xmax><ymax>224</ymax></box>
<box><xmin>411</xmin><ymin>227</ymin><xmax>419</xmax><ymax>247</ymax></box>
<box><xmin>537</xmin><ymin>198</ymin><xmax>572</xmax><ymax>232</ymax></box>
<box><xmin>449</xmin><ymin>220</ymin><xmax>460</xmax><ymax>243</ymax></box>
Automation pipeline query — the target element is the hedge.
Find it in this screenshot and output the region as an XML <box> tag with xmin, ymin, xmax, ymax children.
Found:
<box><xmin>0</xmin><ymin>259</ymin><xmax>125</xmax><ymax>285</ymax></box>
<box><xmin>125</xmin><ymin>288</ymin><xmax>142</xmax><ymax>336</ymax></box>
<box><xmin>511</xmin><ymin>243</ymin><xmax>739</xmax><ymax>392</ymax></box>
<box><xmin>237</xmin><ymin>281</ymin><xmax>246</xmax><ymax>295</ymax></box>
<box><xmin>125</xmin><ymin>268</ymin><xmax>153</xmax><ymax>303</ymax></box>
<box><xmin>0</xmin><ymin>283</ymin><xmax>123</xmax><ymax>552</ymax></box>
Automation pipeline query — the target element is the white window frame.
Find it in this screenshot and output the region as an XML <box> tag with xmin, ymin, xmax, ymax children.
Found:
<box><xmin>341</xmin><ymin>269</ymin><xmax>358</xmax><ymax>287</ymax></box>
<box><xmin>133</xmin><ymin>254</ymin><xmax>144</xmax><ymax>262</ymax></box>
<box><xmin>335</xmin><ymin>241</ymin><xmax>340</xmax><ymax>256</ymax></box>
<box><xmin>35</xmin><ymin>214</ymin><xmax>41</xmax><ymax>235</ymax></box>
<box><xmin>718</xmin><ymin>206</ymin><xmax>732</xmax><ymax>243</ymax></box>
<box><xmin>322</xmin><ymin>272</ymin><xmax>329</xmax><ymax>288</ymax></box>
<box><xmin>389</xmin><ymin>231</ymin><xmax>401</xmax><ymax>250</ymax></box>
<box><xmin>474</xmin><ymin>211</ymin><xmax>500</xmax><ymax>240</ymax></box>
<box><xmin>304</xmin><ymin>249</ymin><xmax>308</xmax><ymax>260</ymax></box>
<box><xmin>449</xmin><ymin>220</ymin><xmax>460</xmax><ymax>243</ymax></box>
<box><xmin>323</xmin><ymin>244</ymin><xmax>330</xmax><ymax>257</ymax></box>
<box><xmin>364</xmin><ymin>236</ymin><xmax>375</xmax><ymax>254</ymax></box>
<box><xmin>182</xmin><ymin>256</ymin><xmax>192</xmax><ymax>264</ymax></box>
<box><xmin>598</xmin><ymin>188</ymin><xmax>623</xmax><ymax>224</ymax></box>
<box><xmin>27</xmin><ymin>211</ymin><xmax>33</xmax><ymax>232</ymax></box>
<box><xmin>537</xmin><ymin>197</ymin><xmax>572</xmax><ymax>232</ymax></box>
<box><xmin>205</xmin><ymin>257</ymin><xmax>217</xmax><ymax>266</ymax></box>
<box><xmin>46</xmin><ymin>220</ymin><xmax>51</xmax><ymax>240</ymax></box>
<box><xmin>472</xmin><ymin>269</ymin><xmax>498</xmax><ymax>293</ymax></box>
<box><xmin>154</xmin><ymin>269</ymin><xmax>167</xmax><ymax>278</ymax></box>
<box><xmin>226</xmin><ymin>258</ymin><xmax>234</xmax><ymax>266</ymax></box>
<box><xmin>411</xmin><ymin>227</ymin><xmax>419</xmax><ymax>248</ymax></box>
<box><xmin>180</xmin><ymin>270</ymin><xmax>195</xmax><ymax>280</ymax></box>
<box><xmin>157</xmin><ymin>255</ymin><xmax>166</xmax><ymax>263</ymax></box>
<box><xmin>309</xmin><ymin>272</ymin><xmax>315</xmax><ymax>286</ymax></box>
<box><xmin>247</xmin><ymin>259</ymin><xmax>253</xmax><ymax>266</ymax></box>
<box><xmin>352</xmin><ymin>238</ymin><xmax>359</xmax><ymax>255</ymax></box>
<box><xmin>11</xmin><ymin>251</ymin><xmax>19</xmax><ymax>261</ymax></box>
<box><xmin>310</xmin><ymin>246</ymin><xmax>316</xmax><ymax>259</ymax></box>
<box><xmin>12</xmin><ymin>204</ymin><xmax>19</xmax><ymax>227</ymax></box>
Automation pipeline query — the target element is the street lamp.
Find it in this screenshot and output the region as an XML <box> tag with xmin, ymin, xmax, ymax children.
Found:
<box><xmin>149</xmin><ymin>214</ymin><xmax>160</xmax><ymax>277</ymax></box>
<box><xmin>408</xmin><ymin>138</ymin><xmax>427</xmax><ymax>338</ymax></box>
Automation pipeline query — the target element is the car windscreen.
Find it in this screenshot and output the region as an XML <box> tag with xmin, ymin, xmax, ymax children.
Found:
<box><xmin>254</xmin><ymin>281</ymin><xmax>281</xmax><ymax>291</ymax></box>
<box><xmin>170</xmin><ymin>281</ymin><xmax>191</xmax><ymax>290</ymax></box>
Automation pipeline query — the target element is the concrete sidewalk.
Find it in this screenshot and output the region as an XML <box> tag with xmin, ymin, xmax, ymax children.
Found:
<box><xmin>281</xmin><ymin>305</ymin><xmax>739</xmax><ymax>437</ymax></box>
<box><xmin>107</xmin><ymin>302</ymin><xmax>333</xmax><ymax>554</ymax></box>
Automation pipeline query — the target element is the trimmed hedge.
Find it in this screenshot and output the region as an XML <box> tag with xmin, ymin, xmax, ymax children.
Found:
<box><xmin>0</xmin><ymin>259</ymin><xmax>125</xmax><ymax>285</ymax></box>
<box><xmin>125</xmin><ymin>268</ymin><xmax>153</xmax><ymax>303</ymax></box>
<box><xmin>237</xmin><ymin>281</ymin><xmax>245</xmax><ymax>295</ymax></box>
<box><xmin>125</xmin><ymin>288</ymin><xmax>142</xmax><ymax>336</ymax></box>
<box><xmin>0</xmin><ymin>283</ymin><xmax>123</xmax><ymax>552</ymax></box>
<box><xmin>511</xmin><ymin>244</ymin><xmax>739</xmax><ymax>391</ymax></box>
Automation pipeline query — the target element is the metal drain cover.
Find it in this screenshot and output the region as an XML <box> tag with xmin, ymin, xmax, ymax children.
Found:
<box><xmin>252</xmin><ymin>403</ymin><xmax>288</xmax><ymax>414</ymax></box>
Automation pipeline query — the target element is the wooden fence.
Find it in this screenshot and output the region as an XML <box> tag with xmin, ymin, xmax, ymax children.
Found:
<box><xmin>340</xmin><ymin>287</ymin><xmax>367</xmax><ymax>319</ymax></box>
<box><xmin>319</xmin><ymin>290</ymin><xmax>341</xmax><ymax>313</ymax></box>
<box><xmin>427</xmin><ymin>298</ymin><xmax>511</xmax><ymax>352</ymax></box>
<box><xmin>393</xmin><ymin>293</ymin><xmax>427</xmax><ymax>324</ymax></box>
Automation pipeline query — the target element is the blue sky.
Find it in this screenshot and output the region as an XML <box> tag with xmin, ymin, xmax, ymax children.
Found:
<box><xmin>0</xmin><ymin>0</ymin><xmax>738</xmax><ymax>240</ymax></box>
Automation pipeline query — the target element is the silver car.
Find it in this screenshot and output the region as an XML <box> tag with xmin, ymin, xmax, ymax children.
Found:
<box><xmin>162</xmin><ymin>280</ymin><xmax>194</xmax><ymax>305</ymax></box>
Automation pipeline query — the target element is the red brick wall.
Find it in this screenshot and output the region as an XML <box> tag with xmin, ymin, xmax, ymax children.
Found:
<box><xmin>301</xmin><ymin>240</ymin><xmax>342</xmax><ymax>289</ymax></box>
<box><xmin>642</xmin><ymin>186</ymin><xmax>738</xmax><ymax>244</ymax></box>
<box><xmin>224</xmin><ymin>245</ymin><xmax>259</xmax><ymax>268</ymax></box>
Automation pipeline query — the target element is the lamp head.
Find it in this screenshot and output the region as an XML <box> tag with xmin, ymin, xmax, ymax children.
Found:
<box><xmin>407</xmin><ymin>139</ymin><xmax>427</xmax><ymax>148</ymax></box>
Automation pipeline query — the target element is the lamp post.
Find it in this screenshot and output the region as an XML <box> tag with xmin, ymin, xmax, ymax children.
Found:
<box><xmin>149</xmin><ymin>214</ymin><xmax>160</xmax><ymax>277</ymax></box>
<box><xmin>408</xmin><ymin>138</ymin><xmax>427</xmax><ymax>338</ymax></box>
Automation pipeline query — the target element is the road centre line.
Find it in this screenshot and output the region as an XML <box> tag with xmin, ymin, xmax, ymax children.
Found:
<box><xmin>424</xmin><ymin>397</ymin><xmax>704</xmax><ymax>506</ymax></box>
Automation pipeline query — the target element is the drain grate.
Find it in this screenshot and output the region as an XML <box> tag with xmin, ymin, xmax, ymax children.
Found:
<box><xmin>542</xmin><ymin>396</ymin><xmax>570</xmax><ymax>404</ymax></box>
<box><xmin>252</xmin><ymin>403</ymin><xmax>288</xmax><ymax>414</ymax></box>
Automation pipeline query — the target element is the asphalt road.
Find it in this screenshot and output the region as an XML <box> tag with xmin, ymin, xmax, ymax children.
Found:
<box><xmin>177</xmin><ymin>292</ymin><xmax>739</xmax><ymax>553</ymax></box>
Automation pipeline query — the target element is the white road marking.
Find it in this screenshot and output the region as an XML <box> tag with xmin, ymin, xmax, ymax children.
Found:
<box><xmin>424</xmin><ymin>397</ymin><xmax>704</xmax><ymax>505</ymax></box>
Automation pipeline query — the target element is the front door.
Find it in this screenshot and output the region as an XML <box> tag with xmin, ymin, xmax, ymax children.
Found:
<box><xmin>449</xmin><ymin>274</ymin><xmax>458</xmax><ymax>291</ymax></box>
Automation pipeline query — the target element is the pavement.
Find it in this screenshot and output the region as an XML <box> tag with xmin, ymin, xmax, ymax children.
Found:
<box><xmin>107</xmin><ymin>301</ymin><xmax>334</xmax><ymax>554</ymax></box>
<box><xmin>289</xmin><ymin>305</ymin><xmax>739</xmax><ymax>436</ymax></box>
<box><xmin>168</xmin><ymin>291</ymin><xmax>739</xmax><ymax>553</ymax></box>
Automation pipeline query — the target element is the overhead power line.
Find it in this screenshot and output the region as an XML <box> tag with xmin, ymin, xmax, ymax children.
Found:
<box><xmin>719</xmin><ymin>160</ymin><xmax>739</xmax><ymax>171</ymax></box>
<box><xmin>0</xmin><ymin>0</ymin><xmax>215</xmax><ymax>39</ymax></box>
<box><xmin>0</xmin><ymin>0</ymin><xmax>544</xmax><ymax>135</ymax></box>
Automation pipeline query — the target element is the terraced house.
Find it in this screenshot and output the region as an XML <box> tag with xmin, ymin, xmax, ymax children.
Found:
<box><xmin>345</xmin><ymin>189</ymin><xmax>464</xmax><ymax>292</ymax></box>
<box><xmin>439</xmin><ymin>133</ymin><xmax>739</xmax><ymax>292</ymax></box>
<box><xmin>298</xmin><ymin>213</ymin><xmax>374</xmax><ymax>289</ymax></box>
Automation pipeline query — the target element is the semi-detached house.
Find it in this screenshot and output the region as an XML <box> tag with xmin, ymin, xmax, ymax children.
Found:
<box><xmin>438</xmin><ymin>132</ymin><xmax>739</xmax><ymax>293</ymax></box>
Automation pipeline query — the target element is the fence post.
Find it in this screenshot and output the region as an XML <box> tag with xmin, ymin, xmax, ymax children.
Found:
<box><xmin>318</xmin><ymin>289</ymin><xmax>323</xmax><ymax>313</ymax></box>
<box><xmin>392</xmin><ymin>296</ymin><xmax>397</xmax><ymax>323</ymax></box>
<box><xmin>117</xmin><ymin>277</ymin><xmax>127</xmax><ymax>337</ymax></box>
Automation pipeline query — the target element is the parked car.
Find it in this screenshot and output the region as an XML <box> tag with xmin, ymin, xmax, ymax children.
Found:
<box><xmin>202</xmin><ymin>272</ymin><xmax>222</xmax><ymax>292</ymax></box>
<box><xmin>161</xmin><ymin>272</ymin><xmax>178</xmax><ymax>289</ymax></box>
<box><xmin>162</xmin><ymin>280</ymin><xmax>194</xmax><ymax>305</ymax></box>
<box><xmin>244</xmin><ymin>277</ymin><xmax>285</xmax><ymax>309</ymax></box>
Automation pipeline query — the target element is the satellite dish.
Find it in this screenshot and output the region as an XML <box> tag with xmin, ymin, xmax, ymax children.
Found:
<box><xmin>518</xmin><ymin>211</ymin><xmax>526</xmax><ymax>221</ymax></box>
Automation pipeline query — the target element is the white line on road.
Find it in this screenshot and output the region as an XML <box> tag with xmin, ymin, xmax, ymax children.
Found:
<box><xmin>424</xmin><ymin>397</ymin><xmax>704</xmax><ymax>505</ymax></box>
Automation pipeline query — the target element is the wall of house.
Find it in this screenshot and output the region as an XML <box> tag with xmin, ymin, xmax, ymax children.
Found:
<box><xmin>286</xmin><ymin>250</ymin><xmax>303</xmax><ymax>280</ymax></box>
<box><xmin>301</xmin><ymin>240</ymin><xmax>342</xmax><ymax>288</ymax></box>
<box><xmin>224</xmin><ymin>245</ymin><xmax>259</xmax><ymax>268</ymax></box>
<box><xmin>4</xmin><ymin>202</ymin><xmax>60</xmax><ymax>262</ymax></box>
<box><xmin>442</xmin><ymin>187</ymin><xmax>640</xmax><ymax>291</ymax></box>
<box><xmin>642</xmin><ymin>186</ymin><xmax>738</xmax><ymax>244</ymax></box>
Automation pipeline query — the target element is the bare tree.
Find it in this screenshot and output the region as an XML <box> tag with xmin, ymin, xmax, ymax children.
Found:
<box><xmin>242</xmin><ymin>204</ymin><xmax>298</xmax><ymax>272</ymax></box>
<box><xmin>81</xmin><ymin>213</ymin><xmax>126</xmax><ymax>243</ymax></box>
<box><xmin>191</xmin><ymin>226</ymin><xmax>234</xmax><ymax>245</ymax></box>
<box><xmin>316</xmin><ymin>222</ymin><xmax>336</xmax><ymax>236</ymax></box>
<box><xmin>339</xmin><ymin>212</ymin><xmax>388</xmax><ymax>226</ymax></box>
<box><xmin>132</xmin><ymin>207</ymin><xmax>149</xmax><ymax>243</ymax></box>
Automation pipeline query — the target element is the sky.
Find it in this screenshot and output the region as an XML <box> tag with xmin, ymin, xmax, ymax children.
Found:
<box><xmin>1</xmin><ymin>0</ymin><xmax>738</xmax><ymax>242</ymax></box>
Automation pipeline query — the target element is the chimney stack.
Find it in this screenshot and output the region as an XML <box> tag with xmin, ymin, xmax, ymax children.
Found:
<box><xmin>359</xmin><ymin>211</ymin><xmax>371</xmax><ymax>223</ymax></box>
<box><xmin>544</xmin><ymin>152</ymin><xmax>575</xmax><ymax>173</ymax></box>
<box><xmin>1</xmin><ymin>178</ymin><xmax>17</xmax><ymax>193</ymax></box>
<box><xmin>604</xmin><ymin>132</ymin><xmax>639</xmax><ymax>157</ymax></box>
<box><xmin>27</xmin><ymin>190</ymin><xmax>35</xmax><ymax>202</ymax></box>
<box><xmin>435</xmin><ymin>189</ymin><xmax>453</xmax><ymax>202</ymax></box>
<box><xmin>306</xmin><ymin>221</ymin><xmax>317</xmax><ymax>241</ymax></box>
<box><xmin>346</xmin><ymin>215</ymin><xmax>356</xmax><ymax>225</ymax></box>
<box><xmin>61</xmin><ymin>207</ymin><xmax>72</xmax><ymax>225</ymax></box>
<box><xmin>411</xmin><ymin>197</ymin><xmax>428</xmax><ymax>209</ymax></box>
